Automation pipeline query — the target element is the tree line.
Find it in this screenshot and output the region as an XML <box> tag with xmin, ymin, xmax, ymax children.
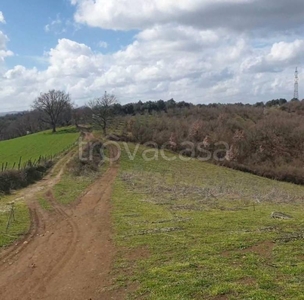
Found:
<box><xmin>0</xmin><ymin>91</ymin><xmax>190</xmax><ymax>140</ymax></box>
<box><xmin>0</xmin><ymin>89</ymin><xmax>302</xmax><ymax>142</ymax></box>
<box><xmin>2</xmin><ymin>89</ymin><xmax>304</xmax><ymax>185</ymax></box>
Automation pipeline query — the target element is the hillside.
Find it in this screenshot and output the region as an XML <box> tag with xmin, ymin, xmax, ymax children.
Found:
<box><xmin>112</xmin><ymin>144</ymin><xmax>304</xmax><ymax>299</ymax></box>
<box><xmin>0</xmin><ymin>127</ymin><xmax>79</xmax><ymax>169</ymax></box>
<box><xmin>119</xmin><ymin>99</ymin><xmax>304</xmax><ymax>185</ymax></box>
<box><xmin>1</xmin><ymin>139</ymin><xmax>304</xmax><ymax>299</ymax></box>
<box><xmin>0</xmin><ymin>112</ymin><xmax>19</xmax><ymax>117</ymax></box>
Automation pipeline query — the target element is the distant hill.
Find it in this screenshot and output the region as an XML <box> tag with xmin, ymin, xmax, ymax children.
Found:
<box><xmin>0</xmin><ymin>111</ymin><xmax>20</xmax><ymax>117</ymax></box>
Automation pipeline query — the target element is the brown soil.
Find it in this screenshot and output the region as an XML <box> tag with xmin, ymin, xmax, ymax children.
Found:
<box><xmin>237</xmin><ymin>277</ymin><xmax>257</xmax><ymax>286</ymax></box>
<box><xmin>0</xmin><ymin>146</ymin><xmax>122</xmax><ymax>300</ymax></box>
<box><xmin>125</xmin><ymin>247</ymin><xmax>150</xmax><ymax>262</ymax></box>
<box><xmin>222</xmin><ymin>240</ymin><xmax>274</xmax><ymax>261</ymax></box>
<box><xmin>242</xmin><ymin>240</ymin><xmax>274</xmax><ymax>259</ymax></box>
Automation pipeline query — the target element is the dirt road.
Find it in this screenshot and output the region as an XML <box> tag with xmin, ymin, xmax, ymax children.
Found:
<box><xmin>0</xmin><ymin>148</ymin><xmax>120</xmax><ymax>300</ymax></box>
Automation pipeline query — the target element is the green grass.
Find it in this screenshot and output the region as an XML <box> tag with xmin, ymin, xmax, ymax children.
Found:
<box><xmin>0</xmin><ymin>202</ymin><xmax>30</xmax><ymax>247</ymax></box>
<box><xmin>38</xmin><ymin>197</ymin><xmax>53</xmax><ymax>211</ymax></box>
<box><xmin>0</xmin><ymin>126</ymin><xmax>79</xmax><ymax>168</ymax></box>
<box><xmin>112</xmin><ymin>144</ymin><xmax>304</xmax><ymax>299</ymax></box>
<box><xmin>54</xmin><ymin>174</ymin><xmax>98</xmax><ymax>205</ymax></box>
<box><xmin>54</xmin><ymin>146</ymin><xmax>110</xmax><ymax>205</ymax></box>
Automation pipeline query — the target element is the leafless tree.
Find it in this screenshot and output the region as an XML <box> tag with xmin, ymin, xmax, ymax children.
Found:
<box><xmin>33</xmin><ymin>90</ymin><xmax>73</xmax><ymax>133</ymax></box>
<box><xmin>88</xmin><ymin>91</ymin><xmax>117</xmax><ymax>135</ymax></box>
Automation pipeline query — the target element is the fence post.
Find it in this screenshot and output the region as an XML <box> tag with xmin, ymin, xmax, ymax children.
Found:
<box><xmin>18</xmin><ymin>157</ymin><xmax>22</xmax><ymax>170</ymax></box>
<box><xmin>6</xmin><ymin>202</ymin><xmax>15</xmax><ymax>233</ymax></box>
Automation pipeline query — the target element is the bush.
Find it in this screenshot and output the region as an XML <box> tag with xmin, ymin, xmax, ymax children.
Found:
<box><xmin>219</xmin><ymin>161</ymin><xmax>304</xmax><ymax>186</ymax></box>
<box><xmin>67</xmin><ymin>139</ymin><xmax>103</xmax><ymax>176</ymax></box>
<box><xmin>0</xmin><ymin>161</ymin><xmax>53</xmax><ymax>195</ymax></box>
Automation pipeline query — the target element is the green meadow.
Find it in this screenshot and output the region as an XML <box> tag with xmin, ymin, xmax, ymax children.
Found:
<box><xmin>112</xmin><ymin>144</ymin><xmax>304</xmax><ymax>299</ymax></box>
<box><xmin>2</xmin><ymin>134</ymin><xmax>304</xmax><ymax>299</ymax></box>
<box><xmin>0</xmin><ymin>127</ymin><xmax>79</xmax><ymax>168</ymax></box>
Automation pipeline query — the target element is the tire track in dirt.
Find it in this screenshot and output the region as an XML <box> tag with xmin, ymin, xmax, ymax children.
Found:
<box><xmin>0</xmin><ymin>148</ymin><xmax>78</xmax><ymax>299</ymax></box>
<box><xmin>10</xmin><ymin>189</ymin><xmax>82</xmax><ymax>299</ymax></box>
<box><xmin>0</xmin><ymin>150</ymin><xmax>77</xmax><ymax>300</ymax></box>
<box><xmin>0</xmin><ymin>149</ymin><xmax>75</xmax><ymax>266</ymax></box>
<box><xmin>0</xmin><ymin>144</ymin><xmax>121</xmax><ymax>300</ymax></box>
<box><xmin>30</xmin><ymin>190</ymin><xmax>81</xmax><ymax>297</ymax></box>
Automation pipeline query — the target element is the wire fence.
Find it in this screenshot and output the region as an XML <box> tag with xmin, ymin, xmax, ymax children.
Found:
<box><xmin>0</xmin><ymin>142</ymin><xmax>76</xmax><ymax>173</ymax></box>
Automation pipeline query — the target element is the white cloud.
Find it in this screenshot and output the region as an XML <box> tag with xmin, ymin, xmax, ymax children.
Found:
<box><xmin>243</xmin><ymin>39</ymin><xmax>304</xmax><ymax>73</ymax></box>
<box><xmin>137</xmin><ymin>25</ymin><xmax>219</xmax><ymax>51</ymax></box>
<box><xmin>70</xmin><ymin>0</ymin><xmax>304</xmax><ymax>32</ymax></box>
<box><xmin>98</xmin><ymin>41</ymin><xmax>108</xmax><ymax>49</ymax></box>
<box><xmin>0</xmin><ymin>31</ymin><xmax>8</xmax><ymax>49</ymax></box>
<box><xmin>45</xmin><ymin>16</ymin><xmax>63</xmax><ymax>33</ymax></box>
<box><xmin>0</xmin><ymin>31</ymin><xmax>13</xmax><ymax>62</ymax></box>
<box><xmin>0</xmin><ymin>1</ymin><xmax>304</xmax><ymax>111</ymax></box>
<box><xmin>267</xmin><ymin>40</ymin><xmax>304</xmax><ymax>63</ymax></box>
<box><xmin>0</xmin><ymin>28</ymin><xmax>300</xmax><ymax>112</ymax></box>
<box><xmin>45</xmin><ymin>15</ymin><xmax>80</xmax><ymax>35</ymax></box>
<box><xmin>0</xmin><ymin>12</ymin><xmax>5</xmax><ymax>24</ymax></box>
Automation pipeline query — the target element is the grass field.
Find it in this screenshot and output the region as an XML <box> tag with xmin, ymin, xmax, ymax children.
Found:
<box><xmin>0</xmin><ymin>127</ymin><xmax>79</xmax><ymax>169</ymax></box>
<box><xmin>112</xmin><ymin>144</ymin><xmax>304</xmax><ymax>299</ymax></box>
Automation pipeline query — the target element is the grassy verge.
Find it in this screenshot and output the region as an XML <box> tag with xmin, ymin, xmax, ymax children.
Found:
<box><xmin>54</xmin><ymin>174</ymin><xmax>99</xmax><ymax>205</ymax></box>
<box><xmin>38</xmin><ymin>197</ymin><xmax>53</xmax><ymax>211</ymax></box>
<box><xmin>0</xmin><ymin>202</ymin><xmax>30</xmax><ymax>247</ymax></box>
<box><xmin>112</xmin><ymin>144</ymin><xmax>304</xmax><ymax>299</ymax></box>
<box><xmin>54</xmin><ymin>146</ymin><xmax>109</xmax><ymax>205</ymax></box>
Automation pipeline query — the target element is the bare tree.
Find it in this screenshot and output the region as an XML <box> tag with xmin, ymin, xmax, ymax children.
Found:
<box><xmin>88</xmin><ymin>91</ymin><xmax>117</xmax><ymax>135</ymax></box>
<box><xmin>33</xmin><ymin>90</ymin><xmax>73</xmax><ymax>133</ymax></box>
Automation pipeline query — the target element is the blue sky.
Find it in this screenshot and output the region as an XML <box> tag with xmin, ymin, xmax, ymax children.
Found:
<box><xmin>0</xmin><ymin>0</ymin><xmax>303</xmax><ymax>111</ymax></box>
<box><xmin>2</xmin><ymin>0</ymin><xmax>72</xmax><ymax>67</ymax></box>
<box><xmin>1</xmin><ymin>0</ymin><xmax>136</xmax><ymax>69</ymax></box>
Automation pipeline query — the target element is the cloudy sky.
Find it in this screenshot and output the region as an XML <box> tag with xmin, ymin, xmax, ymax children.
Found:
<box><xmin>0</xmin><ymin>0</ymin><xmax>303</xmax><ymax>111</ymax></box>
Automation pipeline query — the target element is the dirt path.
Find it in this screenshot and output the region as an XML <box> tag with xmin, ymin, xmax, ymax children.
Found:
<box><xmin>0</xmin><ymin>146</ymin><xmax>120</xmax><ymax>300</ymax></box>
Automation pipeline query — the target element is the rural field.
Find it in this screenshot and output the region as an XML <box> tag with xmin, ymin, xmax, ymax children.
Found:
<box><xmin>0</xmin><ymin>127</ymin><xmax>79</xmax><ymax>169</ymax></box>
<box><xmin>1</xmin><ymin>0</ymin><xmax>302</xmax><ymax>298</ymax></box>
<box><xmin>111</xmin><ymin>144</ymin><xmax>304</xmax><ymax>299</ymax></box>
<box><xmin>1</xmin><ymin>137</ymin><xmax>304</xmax><ymax>299</ymax></box>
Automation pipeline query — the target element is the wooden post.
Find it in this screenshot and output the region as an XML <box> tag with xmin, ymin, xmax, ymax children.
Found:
<box><xmin>6</xmin><ymin>202</ymin><xmax>15</xmax><ymax>233</ymax></box>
